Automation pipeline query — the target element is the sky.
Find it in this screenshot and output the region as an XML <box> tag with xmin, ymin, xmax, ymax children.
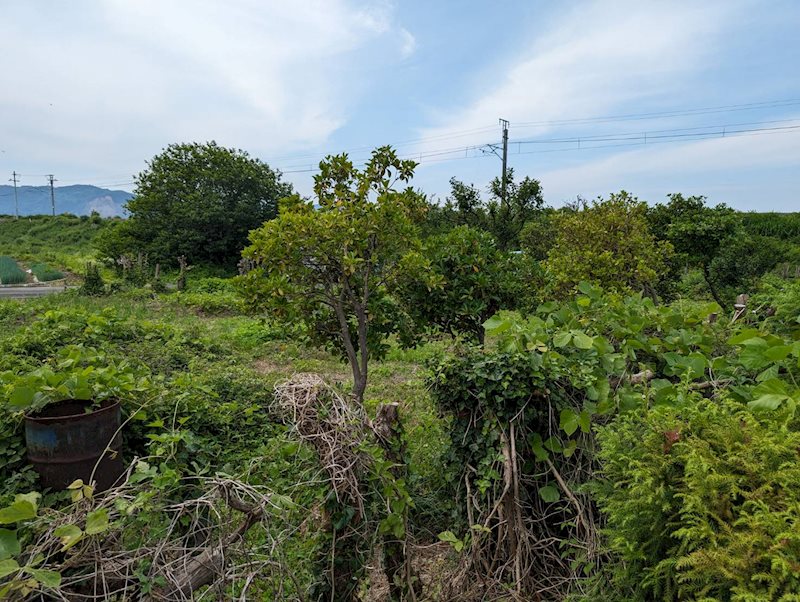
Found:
<box><xmin>1</xmin><ymin>0</ymin><xmax>799</xmax><ymax>211</ymax></box>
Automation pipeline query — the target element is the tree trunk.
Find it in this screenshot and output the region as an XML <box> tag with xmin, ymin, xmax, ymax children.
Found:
<box><xmin>373</xmin><ymin>403</ymin><xmax>420</xmax><ymax>601</ymax></box>
<box><xmin>702</xmin><ymin>264</ymin><xmax>725</xmax><ymax>307</ymax></box>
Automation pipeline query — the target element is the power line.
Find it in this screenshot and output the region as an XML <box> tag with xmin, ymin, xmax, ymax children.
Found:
<box><xmin>513</xmin><ymin>98</ymin><xmax>800</xmax><ymax>128</ymax></box>
<box><xmin>268</xmin><ymin>97</ymin><xmax>800</xmax><ymax>170</ymax></box>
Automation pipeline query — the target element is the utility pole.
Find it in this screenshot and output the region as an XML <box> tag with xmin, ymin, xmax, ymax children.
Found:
<box><xmin>9</xmin><ymin>171</ymin><xmax>19</xmax><ymax>219</ymax></box>
<box><xmin>499</xmin><ymin>119</ymin><xmax>509</xmax><ymax>205</ymax></box>
<box><xmin>47</xmin><ymin>174</ymin><xmax>57</xmax><ymax>216</ymax></box>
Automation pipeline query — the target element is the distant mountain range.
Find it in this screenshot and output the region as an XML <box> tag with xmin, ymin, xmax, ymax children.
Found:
<box><xmin>0</xmin><ymin>184</ymin><xmax>133</xmax><ymax>217</ymax></box>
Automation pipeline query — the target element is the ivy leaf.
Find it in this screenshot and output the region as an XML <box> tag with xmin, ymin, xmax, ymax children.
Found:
<box><xmin>437</xmin><ymin>530</ymin><xmax>464</xmax><ymax>552</ymax></box>
<box><xmin>727</xmin><ymin>329</ymin><xmax>761</xmax><ymax>345</ymax></box>
<box><xmin>0</xmin><ymin>529</ymin><xmax>20</xmax><ymax>560</ymax></box>
<box><xmin>538</xmin><ymin>486</ymin><xmax>560</xmax><ymax>503</ymax></box>
<box><xmin>578</xmin><ymin>410</ymin><xmax>591</xmax><ymax>434</ymax></box>
<box><xmin>529</xmin><ymin>433</ymin><xmax>549</xmax><ymax>462</ymax></box>
<box><xmin>84</xmin><ymin>509</ymin><xmax>109</xmax><ymax>536</ymax></box>
<box><xmin>559</xmin><ymin>409</ymin><xmax>579</xmax><ymax>436</ymax></box>
<box><xmin>24</xmin><ymin>568</ymin><xmax>61</xmax><ymax>588</ymax></box>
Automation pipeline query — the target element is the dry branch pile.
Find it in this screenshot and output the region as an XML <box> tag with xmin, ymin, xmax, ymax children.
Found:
<box><xmin>16</xmin><ymin>472</ymin><xmax>289</xmax><ymax>601</ymax></box>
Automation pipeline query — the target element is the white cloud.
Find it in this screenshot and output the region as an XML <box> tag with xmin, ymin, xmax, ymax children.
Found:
<box><xmin>413</xmin><ymin>0</ymin><xmax>746</xmax><ymax>152</ymax></box>
<box><xmin>537</xmin><ymin>125</ymin><xmax>800</xmax><ymax>208</ymax></box>
<box><xmin>399</xmin><ymin>27</ymin><xmax>417</xmax><ymax>58</ymax></box>
<box><xmin>0</xmin><ymin>0</ymin><xmax>409</xmax><ymax>180</ymax></box>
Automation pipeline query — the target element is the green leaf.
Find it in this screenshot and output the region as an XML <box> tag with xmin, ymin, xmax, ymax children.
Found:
<box><xmin>748</xmin><ymin>394</ymin><xmax>788</xmax><ymax>411</ymax></box>
<box><xmin>559</xmin><ymin>409</ymin><xmax>579</xmax><ymax>436</ymax></box>
<box><xmin>24</xmin><ymin>568</ymin><xmax>61</xmax><ymax>588</ymax></box>
<box><xmin>53</xmin><ymin>524</ymin><xmax>83</xmax><ymax>551</ymax></box>
<box><xmin>437</xmin><ymin>530</ymin><xmax>464</xmax><ymax>552</ymax></box>
<box><xmin>0</xmin><ymin>558</ymin><xmax>20</xmax><ymax>579</ymax></box>
<box><xmin>572</xmin><ymin>331</ymin><xmax>594</xmax><ymax>350</ymax></box>
<box><xmin>0</xmin><ymin>529</ymin><xmax>20</xmax><ymax>560</ymax></box>
<box><xmin>553</xmin><ymin>331</ymin><xmax>572</xmax><ymax>348</ymax></box>
<box><xmin>538</xmin><ymin>485</ymin><xmax>560</xmax><ymax>503</ymax></box>
<box><xmin>0</xmin><ymin>501</ymin><xmax>36</xmax><ymax>525</ymax></box>
<box><xmin>84</xmin><ymin>508</ymin><xmax>109</xmax><ymax>536</ymax></box>
<box><xmin>529</xmin><ymin>433</ymin><xmax>549</xmax><ymax>461</ymax></box>
<box><xmin>483</xmin><ymin>315</ymin><xmax>511</xmax><ymax>334</ymax></box>
<box><xmin>8</xmin><ymin>387</ymin><xmax>34</xmax><ymax>409</ymax></box>
<box><xmin>578</xmin><ymin>410</ymin><xmax>591</xmax><ymax>434</ymax></box>
<box><xmin>727</xmin><ymin>329</ymin><xmax>761</xmax><ymax>345</ymax></box>
<box><xmin>764</xmin><ymin>345</ymin><xmax>793</xmax><ymax>361</ymax></box>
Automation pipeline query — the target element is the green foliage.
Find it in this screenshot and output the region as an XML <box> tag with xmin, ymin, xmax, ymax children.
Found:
<box><xmin>649</xmin><ymin>194</ymin><xmax>742</xmax><ymax>305</ymax></box>
<box><xmin>430</xmin><ymin>169</ymin><xmax>545</xmax><ymax>251</ymax></box>
<box><xmin>546</xmin><ymin>192</ymin><xmax>673</xmax><ymax>297</ymax></box>
<box><xmin>79</xmin><ymin>262</ymin><xmax>105</xmax><ymax>296</ymax></box>
<box><xmin>105</xmin><ymin>141</ymin><xmax>292</xmax><ymax>265</ymax></box>
<box><xmin>590</xmin><ymin>397</ymin><xmax>800</xmax><ymax>601</ymax></box>
<box><xmin>0</xmin><ymin>257</ymin><xmax>26</xmax><ymax>285</ymax></box>
<box><xmin>709</xmin><ymin>234</ymin><xmax>792</xmax><ymax>301</ymax></box>
<box><xmin>0</xmin><ymin>492</ymin><xmax>63</xmax><ymax>599</ymax></box>
<box><xmin>741</xmin><ymin>211</ymin><xmax>800</xmax><ymax>242</ymax></box>
<box><xmin>0</xmin><ymin>214</ymin><xmax>110</xmax><ymax>275</ymax></box>
<box><xmin>239</xmin><ymin>146</ymin><xmax>426</xmax><ymax>402</ymax></box>
<box><xmin>395</xmin><ymin>226</ymin><xmax>527</xmax><ymax>343</ymax></box>
<box><xmin>1</xmin><ymin>345</ymin><xmax>151</xmax><ymax>414</ymax></box>
<box><xmin>750</xmin><ymin>275</ymin><xmax>800</xmax><ymax>334</ymax></box>
<box><xmin>29</xmin><ymin>263</ymin><xmax>64</xmax><ymax>282</ymax></box>
<box><xmin>518</xmin><ymin>207</ymin><xmax>558</xmax><ymax>261</ymax></box>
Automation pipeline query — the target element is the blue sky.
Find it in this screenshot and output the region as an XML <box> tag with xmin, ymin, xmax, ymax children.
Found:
<box><xmin>1</xmin><ymin>0</ymin><xmax>798</xmax><ymax>210</ymax></box>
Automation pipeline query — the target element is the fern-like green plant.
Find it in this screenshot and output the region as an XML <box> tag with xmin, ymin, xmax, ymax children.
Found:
<box><xmin>589</xmin><ymin>395</ymin><xmax>800</xmax><ymax>601</ymax></box>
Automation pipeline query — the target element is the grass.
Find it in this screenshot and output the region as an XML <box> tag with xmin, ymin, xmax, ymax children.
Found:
<box><xmin>0</xmin><ymin>256</ymin><xmax>26</xmax><ymax>284</ymax></box>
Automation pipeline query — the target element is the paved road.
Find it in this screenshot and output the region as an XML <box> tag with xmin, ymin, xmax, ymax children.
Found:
<box><xmin>0</xmin><ymin>286</ymin><xmax>66</xmax><ymax>299</ymax></box>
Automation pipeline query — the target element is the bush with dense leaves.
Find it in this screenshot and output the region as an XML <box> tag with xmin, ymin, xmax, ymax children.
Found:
<box><xmin>587</xmin><ymin>396</ymin><xmax>800</xmax><ymax>602</ymax></box>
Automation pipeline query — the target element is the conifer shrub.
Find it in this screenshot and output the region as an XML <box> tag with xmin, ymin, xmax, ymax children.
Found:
<box><xmin>79</xmin><ymin>262</ymin><xmax>106</xmax><ymax>296</ymax></box>
<box><xmin>588</xmin><ymin>396</ymin><xmax>800</xmax><ymax>602</ymax></box>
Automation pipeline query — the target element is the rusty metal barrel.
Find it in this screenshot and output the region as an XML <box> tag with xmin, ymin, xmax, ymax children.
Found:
<box><xmin>25</xmin><ymin>399</ymin><xmax>124</xmax><ymax>492</ymax></box>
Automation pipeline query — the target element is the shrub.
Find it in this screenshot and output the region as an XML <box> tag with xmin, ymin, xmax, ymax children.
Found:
<box><xmin>0</xmin><ymin>256</ymin><xmax>26</xmax><ymax>284</ymax></box>
<box><xmin>589</xmin><ymin>396</ymin><xmax>800</xmax><ymax>601</ymax></box>
<box><xmin>79</xmin><ymin>262</ymin><xmax>105</xmax><ymax>296</ymax></box>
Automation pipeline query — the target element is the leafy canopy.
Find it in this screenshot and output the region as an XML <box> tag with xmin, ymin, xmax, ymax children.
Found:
<box><xmin>98</xmin><ymin>141</ymin><xmax>292</xmax><ymax>266</ymax></box>
<box><xmin>239</xmin><ymin>146</ymin><xmax>426</xmax><ymax>403</ymax></box>
<box><xmin>429</xmin><ymin>169</ymin><xmax>545</xmax><ymax>251</ymax></box>
<box><xmin>545</xmin><ymin>192</ymin><xmax>673</xmax><ymax>297</ymax></box>
<box><xmin>395</xmin><ymin>225</ymin><xmax>524</xmax><ymax>343</ymax></box>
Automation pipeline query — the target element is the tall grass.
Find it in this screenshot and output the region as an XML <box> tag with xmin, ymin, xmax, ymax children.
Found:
<box><xmin>0</xmin><ymin>256</ymin><xmax>26</xmax><ymax>284</ymax></box>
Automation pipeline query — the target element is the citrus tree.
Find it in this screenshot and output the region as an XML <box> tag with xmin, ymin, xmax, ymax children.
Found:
<box><xmin>546</xmin><ymin>192</ymin><xmax>673</xmax><ymax>298</ymax></box>
<box><xmin>239</xmin><ymin>146</ymin><xmax>426</xmax><ymax>404</ymax></box>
